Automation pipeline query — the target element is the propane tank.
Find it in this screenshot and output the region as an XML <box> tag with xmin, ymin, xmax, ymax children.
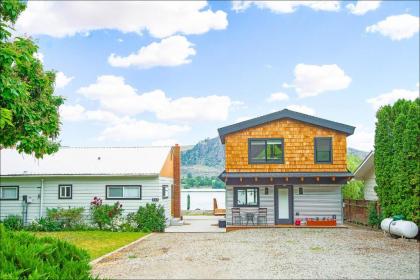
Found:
<box><xmin>381</xmin><ymin>218</ymin><xmax>418</xmax><ymax>239</ymax></box>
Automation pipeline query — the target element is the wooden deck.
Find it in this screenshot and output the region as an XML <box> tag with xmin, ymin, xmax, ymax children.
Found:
<box><xmin>226</xmin><ymin>224</ymin><xmax>347</xmax><ymax>232</ymax></box>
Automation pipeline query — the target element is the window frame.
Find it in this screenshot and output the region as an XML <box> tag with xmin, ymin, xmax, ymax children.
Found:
<box><xmin>248</xmin><ymin>138</ymin><xmax>285</xmax><ymax>164</ymax></box>
<box><xmin>58</xmin><ymin>184</ymin><xmax>72</xmax><ymax>199</ymax></box>
<box><xmin>162</xmin><ymin>185</ymin><xmax>169</xmax><ymax>199</ymax></box>
<box><xmin>233</xmin><ymin>187</ymin><xmax>260</xmax><ymax>207</ymax></box>
<box><xmin>0</xmin><ymin>186</ymin><xmax>19</xmax><ymax>200</ymax></box>
<box><xmin>314</xmin><ymin>137</ymin><xmax>333</xmax><ymax>164</ymax></box>
<box><xmin>105</xmin><ymin>185</ymin><xmax>142</xmax><ymax>200</ymax></box>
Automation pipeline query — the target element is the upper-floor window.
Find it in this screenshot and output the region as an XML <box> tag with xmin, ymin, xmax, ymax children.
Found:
<box><xmin>106</xmin><ymin>185</ymin><xmax>141</xmax><ymax>200</ymax></box>
<box><xmin>249</xmin><ymin>138</ymin><xmax>284</xmax><ymax>164</ymax></box>
<box><xmin>0</xmin><ymin>186</ymin><xmax>19</xmax><ymax>200</ymax></box>
<box><xmin>315</xmin><ymin>137</ymin><xmax>332</xmax><ymax>163</ymax></box>
<box><xmin>58</xmin><ymin>184</ymin><xmax>72</xmax><ymax>199</ymax></box>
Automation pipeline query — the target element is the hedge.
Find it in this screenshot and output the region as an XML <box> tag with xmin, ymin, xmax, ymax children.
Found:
<box><xmin>0</xmin><ymin>224</ymin><xmax>92</xmax><ymax>279</ymax></box>
<box><xmin>374</xmin><ymin>98</ymin><xmax>420</xmax><ymax>223</ymax></box>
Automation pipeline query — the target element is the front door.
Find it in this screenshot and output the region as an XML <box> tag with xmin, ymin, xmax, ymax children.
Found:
<box><xmin>274</xmin><ymin>185</ymin><xmax>293</xmax><ymax>224</ymax></box>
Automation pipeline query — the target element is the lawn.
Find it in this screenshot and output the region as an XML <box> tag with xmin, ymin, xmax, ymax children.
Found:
<box><xmin>35</xmin><ymin>231</ymin><xmax>148</xmax><ymax>260</ymax></box>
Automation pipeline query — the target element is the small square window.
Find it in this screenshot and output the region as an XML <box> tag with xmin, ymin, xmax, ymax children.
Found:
<box><xmin>59</xmin><ymin>185</ymin><xmax>72</xmax><ymax>199</ymax></box>
<box><xmin>0</xmin><ymin>186</ymin><xmax>19</xmax><ymax>200</ymax></box>
<box><xmin>162</xmin><ymin>185</ymin><xmax>169</xmax><ymax>199</ymax></box>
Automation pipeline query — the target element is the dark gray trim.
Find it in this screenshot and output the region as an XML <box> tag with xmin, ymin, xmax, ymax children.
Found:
<box><xmin>105</xmin><ymin>185</ymin><xmax>142</xmax><ymax>200</ymax></box>
<box><xmin>162</xmin><ymin>185</ymin><xmax>169</xmax><ymax>199</ymax></box>
<box><xmin>58</xmin><ymin>184</ymin><xmax>72</xmax><ymax>199</ymax></box>
<box><xmin>248</xmin><ymin>138</ymin><xmax>284</xmax><ymax>164</ymax></box>
<box><xmin>0</xmin><ymin>185</ymin><xmax>19</xmax><ymax>200</ymax></box>
<box><xmin>314</xmin><ymin>137</ymin><xmax>333</xmax><ymax>164</ymax></box>
<box><xmin>218</xmin><ymin>109</ymin><xmax>355</xmax><ymax>143</ymax></box>
<box><xmin>219</xmin><ymin>171</ymin><xmax>353</xmax><ymax>178</ymax></box>
<box><xmin>274</xmin><ymin>185</ymin><xmax>294</xmax><ymax>225</ymax></box>
<box><xmin>233</xmin><ymin>187</ymin><xmax>260</xmax><ymax>207</ymax></box>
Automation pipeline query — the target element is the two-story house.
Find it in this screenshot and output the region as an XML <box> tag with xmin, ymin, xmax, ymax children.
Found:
<box><xmin>218</xmin><ymin>109</ymin><xmax>355</xmax><ymax>228</ymax></box>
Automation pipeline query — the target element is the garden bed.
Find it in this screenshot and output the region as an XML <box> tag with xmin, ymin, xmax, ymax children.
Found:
<box><xmin>34</xmin><ymin>231</ymin><xmax>148</xmax><ymax>260</ymax></box>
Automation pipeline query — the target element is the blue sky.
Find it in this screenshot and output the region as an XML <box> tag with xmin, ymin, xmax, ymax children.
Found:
<box><xmin>16</xmin><ymin>1</ymin><xmax>419</xmax><ymax>150</ymax></box>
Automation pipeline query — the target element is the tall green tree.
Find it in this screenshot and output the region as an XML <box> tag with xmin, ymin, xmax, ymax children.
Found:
<box><xmin>0</xmin><ymin>0</ymin><xmax>64</xmax><ymax>158</ymax></box>
<box><xmin>374</xmin><ymin>99</ymin><xmax>420</xmax><ymax>223</ymax></box>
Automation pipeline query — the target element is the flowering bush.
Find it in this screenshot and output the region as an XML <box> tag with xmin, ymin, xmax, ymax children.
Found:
<box><xmin>135</xmin><ymin>203</ymin><xmax>166</xmax><ymax>232</ymax></box>
<box><xmin>90</xmin><ymin>197</ymin><xmax>123</xmax><ymax>230</ymax></box>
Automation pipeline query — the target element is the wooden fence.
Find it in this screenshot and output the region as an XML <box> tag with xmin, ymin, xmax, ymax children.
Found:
<box><xmin>343</xmin><ymin>199</ymin><xmax>379</xmax><ymax>225</ymax></box>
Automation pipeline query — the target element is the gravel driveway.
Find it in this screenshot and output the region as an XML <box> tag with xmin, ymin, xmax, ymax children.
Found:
<box><xmin>92</xmin><ymin>226</ymin><xmax>419</xmax><ymax>279</ymax></box>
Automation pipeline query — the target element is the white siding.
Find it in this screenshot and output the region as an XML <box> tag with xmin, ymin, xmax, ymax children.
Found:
<box><xmin>159</xmin><ymin>177</ymin><xmax>174</xmax><ymax>223</ymax></box>
<box><xmin>0</xmin><ymin>176</ymin><xmax>172</xmax><ymax>224</ymax></box>
<box><xmin>363</xmin><ymin>168</ymin><xmax>378</xmax><ymax>201</ymax></box>
<box><xmin>225</xmin><ymin>184</ymin><xmax>343</xmax><ymax>225</ymax></box>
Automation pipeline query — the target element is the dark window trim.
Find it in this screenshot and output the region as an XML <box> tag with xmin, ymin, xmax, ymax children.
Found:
<box><xmin>248</xmin><ymin>138</ymin><xmax>285</xmax><ymax>164</ymax></box>
<box><xmin>314</xmin><ymin>137</ymin><xmax>333</xmax><ymax>164</ymax></box>
<box><xmin>162</xmin><ymin>185</ymin><xmax>169</xmax><ymax>199</ymax></box>
<box><xmin>58</xmin><ymin>184</ymin><xmax>72</xmax><ymax>199</ymax></box>
<box><xmin>105</xmin><ymin>185</ymin><xmax>142</xmax><ymax>200</ymax></box>
<box><xmin>0</xmin><ymin>185</ymin><xmax>19</xmax><ymax>200</ymax></box>
<box><xmin>233</xmin><ymin>187</ymin><xmax>260</xmax><ymax>207</ymax></box>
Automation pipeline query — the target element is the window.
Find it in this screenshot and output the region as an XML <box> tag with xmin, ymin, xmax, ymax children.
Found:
<box><xmin>106</xmin><ymin>185</ymin><xmax>141</xmax><ymax>199</ymax></box>
<box><xmin>315</xmin><ymin>137</ymin><xmax>333</xmax><ymax>163</ymax></box>
<box><xmin>0</xmin><ymin>186</ymin><xmax>19</xmax><ymax>200</ymax></box>
<box><xmin>162</xmin><ymin>185</ymin><xmax>169</xmax><ymax>199</ymax></box>
<box><xmin>58</xmin><ymin>185</ymin><xmax>72</xmax><ymax>199</ymax></box>
<box><xmin>234</xmin><ymin>187</ymin><xmax>259</xmax><ymax>207</ymax></box>
<box><xmin>249</xmin><ymin>138</ymin><xmax>284</xmax><ymax>164</ymax></box>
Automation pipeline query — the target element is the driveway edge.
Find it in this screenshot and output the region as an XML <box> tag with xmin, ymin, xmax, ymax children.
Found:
<box><xmin>90</xmin><ymin>233</ymin><xmax>154</xmax><ymax>265</ymax></box>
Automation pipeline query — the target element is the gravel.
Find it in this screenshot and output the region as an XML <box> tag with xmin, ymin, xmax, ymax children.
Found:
<box><xmin>92</xmin><ymin>225</ymin><xmax>419</xmax><ymax>279</ymax></box>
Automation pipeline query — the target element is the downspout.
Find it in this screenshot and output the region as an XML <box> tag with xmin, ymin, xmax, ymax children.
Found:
<box><xmin>39</xmin><ymin>178</ymin><xmax>44</xmax><ymax>218</ymax></box>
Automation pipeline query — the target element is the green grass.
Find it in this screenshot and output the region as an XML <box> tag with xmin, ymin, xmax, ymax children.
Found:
<box><xmin>34</xmin><ymin>231</ymin><xmax>147</xmax><ymax>260</ymax></box>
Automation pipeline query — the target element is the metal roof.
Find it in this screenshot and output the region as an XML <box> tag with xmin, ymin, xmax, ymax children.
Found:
<box><xmin>219</xmin><ymin>171</ymin><xmax>353</xmax><ymax>179</ymax></box>
<box><xmin>218</xmin><ymin>109</ymin><xmax>355</xmax><ymax>143</ymax></box>
<box><xmin>0</xmin><ymin>146</ymin><xmax>172</xmax><ymax>177</ymax></box>
<box><xmin>353</xmin><ymin>151</ymin><xmax>374</xmax><ymax>180</ymax></box>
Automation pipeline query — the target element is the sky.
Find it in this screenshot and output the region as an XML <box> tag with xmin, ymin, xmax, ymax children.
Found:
<box><xmin>15</xmin><ymin>1</ymin><xmax>420</xmax><ymax>151</ymax></box>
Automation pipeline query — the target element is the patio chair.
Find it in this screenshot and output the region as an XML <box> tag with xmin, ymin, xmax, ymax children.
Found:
<box><xmin>257</xmin><ymin>208</ymin><xmax>267</xmax><ymax>225</ymax></box>
<box><xmin>213</xmin><ymin>198</ymin><xmax>226</xmax><ymax>216</ymax></box>
<box><xmin>231</xmin><ymin>207</ymin><xmax>242</xmax><ymax>225</ymax></box>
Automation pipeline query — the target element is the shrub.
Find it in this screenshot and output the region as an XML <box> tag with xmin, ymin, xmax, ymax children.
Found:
<box><xmin>27</xmin><ymin>217</ymin><xmax>62</xmax><ymax>232</ymax></box>
<box><xmin>119</xmin><ymin>213</ymin><xmax>138</xmax><ymax>232</ymax></box>
<box><xmin>343</xmin><ymin>180</ymin><xmax>365</xmax><ymax>200</ymax></box>
<box><xmin>135</xmin><ymin>203</ymin><xmax>166</xmax><ymax>232</ymax></box>
<box><xmin>90</xmin><ymin>197</ymin><xmax>123</xmax><ymax>230</ymax></box>
<box><xmin>0</xmin><ymin>224</ymin><xmax>92</xmax><ymax>279</ymax></box>
<box><xmin>2</xmin><ymin>215</ymin><xmax>23</xmax><ymax>231</ymax></box>
<box><xmin>47</xmin><ymin>207</ymin><xmax>85</xmax><ymax>229</ymax></box>
<box><xmin>367</xmin><ymin>202</ymin><xmax>382</xmax><ymax>228</ymax></box>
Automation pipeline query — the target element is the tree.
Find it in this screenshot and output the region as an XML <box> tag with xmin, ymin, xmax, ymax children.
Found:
<box><xmin>0</xmin><ymin>0</ymin><xmax>64</xmax><ymax>158</ymax></box>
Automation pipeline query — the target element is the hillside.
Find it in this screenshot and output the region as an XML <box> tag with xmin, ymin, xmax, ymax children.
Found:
<box><xmin>182</xmin><ymin>137</ymin><xmax>369</xmax><ymax>177</ymax></box>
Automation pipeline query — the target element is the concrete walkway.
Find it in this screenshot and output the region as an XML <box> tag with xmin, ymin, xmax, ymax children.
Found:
<box><xmin>165</xmin><ymin>216</ymin><xmax>225</xmax><ymax>233</ymax></box>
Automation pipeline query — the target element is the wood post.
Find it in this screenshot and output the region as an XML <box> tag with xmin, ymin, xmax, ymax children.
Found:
<box><xmin>172</xmin><ymin>144</ymin><xmax>181</xmax><ymax>218</ymax></box>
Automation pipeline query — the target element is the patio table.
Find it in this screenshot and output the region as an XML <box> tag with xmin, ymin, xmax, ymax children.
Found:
<box><xmin>245</xmin><ymin>212</ymin><xmax>255</xmax><ymax>225</ymax></box>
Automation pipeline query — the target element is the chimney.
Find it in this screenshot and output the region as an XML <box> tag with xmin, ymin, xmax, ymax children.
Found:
<box><xmin>172</xmin><ymin>144</ymin><xmax>181</xmax><ymax>218</ymax></box>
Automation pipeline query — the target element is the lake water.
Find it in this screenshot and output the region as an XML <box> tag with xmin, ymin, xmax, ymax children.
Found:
<box><xmin>181</xmin><ymin>189</ymin><xmax>226</xmax><ymax>210</ymax></box>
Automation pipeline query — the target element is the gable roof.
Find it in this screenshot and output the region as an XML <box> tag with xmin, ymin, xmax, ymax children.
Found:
<box><xmin>353</xmin><ymin>151</ymin><xmax>374</xmax><ymax>180</ymax></box>
<box><xmin>0</xmin><ymin>146</ymin><xmax>172</xmax><ymax>177</ymax></box>
<box><xmin>218</xmin><ymin>109</ymin><xmax>355</xmax><ymax>144</ymax></box>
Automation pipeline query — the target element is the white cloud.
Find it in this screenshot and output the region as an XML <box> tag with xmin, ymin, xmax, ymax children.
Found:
<box><xmin>59</xmin><ymin>104</ymin><xmax>122</xmax><ymax>123</ymax></box>
<box><xmin>417</xmin><ymin>82</ymin><xmax>419</xmax><ymax>88</ymax></box>
<box><xmin>77</xmin><ymin>75</ymin><xmax>233</xmax><ymax>121</ymax></box>
<box><xmin>235</xmin><ymin>115</ymin><xmax>255</xmax><ymax>123</ymax></box>
<box><xmin>16</xmin><ymin>1</ymin><xmax>227</xmax><ymax>38</ymax></box>
<box><xmin>366</xmin><ymin>88</ymin><xmax>419</xmax><ymax>110</ymax></box>
<box><xmin>366</xmin><ymin>14</ymin><xmax>419</xmax><ymax>41</ymax></box>
<box><xmin>98</xmin><ymin>119</ymin><xmax>190</xmax><ymax>142</ymax></box>
<box><xmin>108</xmin><ymin>36</ymin><xmax>196</xmax><ymax>69</ymax></box>
<box><xmin>34</xmin><ymin>52</ymin><xmax>44</xmax><ymax>63</ymax></box>
<box><xmin>286</xmin><ymin>104</ymin><xmax>315</xmax><ymax>115</ymax></box>
<box><xmin>55</xmin><ymin>72</ymin><xmax>74</xmax><ymax>89</ymax></box>
<box><xmin>232</xmin><ymin>1</ymin><xmax>340</xmax><ymax>13</ymax></box>
<box><xmin>117</xmin><ymin>38</ymin><xmax>123</xmax><ymax>43</ymax></box>
<box><xmin>346</xmin><ymin>1</ymin><xmax>380</xmax><ymax>15</ymax></box>
<box><xmin>291</xmin><ymin>64</ymin><xmax>351</xmax><ymax>98</ymax></box>
<box><xmin>59</xmin><ymin>104</ymin><xmax>86</xmax><ymax>121</ymax></box>
<box><xmin>266</xmin><ymin>92</ymin><xmax>289</xmax><ymax>102</ymax></box>
<box><xmin>151</xmin><ymin>139</ymin><xmax>178</xmax><ymax>146</ymax></box>
<box><xmin>348</xmin><ymin>124</ymin><xmax>374</xmax><ymax>151</ymax></box>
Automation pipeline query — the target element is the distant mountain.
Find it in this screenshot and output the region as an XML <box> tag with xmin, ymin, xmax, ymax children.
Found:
<box><xmin>181</xmin><ymin>137</ymin><xmax>369</xmax><ymax>177</ymax></box>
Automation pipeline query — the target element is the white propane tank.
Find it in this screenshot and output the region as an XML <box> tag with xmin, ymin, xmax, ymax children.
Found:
<box><xmin>381</xmin><ymin>218</ymin><xmax>419</xmax><ymax>239</ymax></box>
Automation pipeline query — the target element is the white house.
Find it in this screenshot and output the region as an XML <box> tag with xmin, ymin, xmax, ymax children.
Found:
<box><xmin>353</xmin><ymin>151</ymin><xmax>377</xmax><ymax>201</ymax></box>
<box><xmin>0</xmin><ymin>146</ymin><xmax>181</xmax><ymax>224</ymax></box>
